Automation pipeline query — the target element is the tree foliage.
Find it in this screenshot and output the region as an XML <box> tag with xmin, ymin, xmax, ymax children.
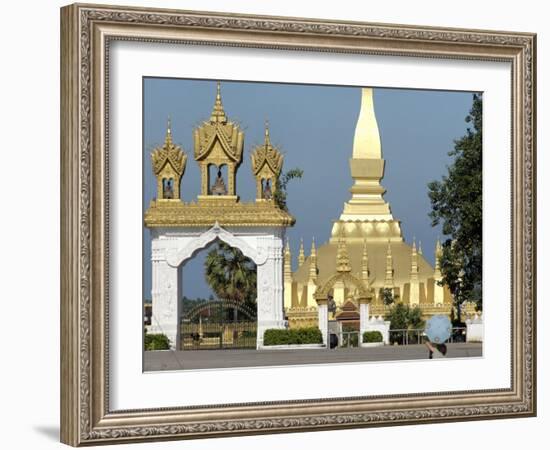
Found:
<box><xmin>274</xmin><ymin>168</ymin><xmax>304</xmax><ymax>211</ymax></box>
<box><xmin>204</xmin><ymin>241</ymin><xmax>257</xmax><ymax>306</ymax></box>
<box><xmin>386</xmin><ymin>303</ymin><xmax>424</xmax><ymax>330</ymax></box>
<box><xmin>381</xmin><ymin>288</ymin><xmax>395</xmax><ymax>306</ymax></box>
<box><xmin>428</xmin><ymin>94</ymin><xmax>483</xmax><ymax>315</ymax></box>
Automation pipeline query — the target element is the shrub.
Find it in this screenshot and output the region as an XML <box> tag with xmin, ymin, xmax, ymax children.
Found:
<box><xmin>263</xmin><ymin>327</ymin><xmax>323</xmax><ymax>346</ymax></box>
<box><xmin>144</xmin><ymin>333</ymin><xmax>170</xmax><ymax>351</ymax></box>
<box><xmin>362</xmin><ymin>331</ymin><xmax>383</xmax><ymax>343</ymax></box>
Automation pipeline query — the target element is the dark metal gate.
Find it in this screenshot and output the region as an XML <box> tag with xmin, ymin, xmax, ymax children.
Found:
<box><xmin>180</xmin><ymin>300</ymin><xmax>257</xmax><ymax>350</ymax></box>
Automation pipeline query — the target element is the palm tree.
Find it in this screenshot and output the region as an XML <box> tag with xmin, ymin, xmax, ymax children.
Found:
<box><xmin>204</xmin><ymin>241</ymin><xmax>257</xmax><ymax>310</ymax></box>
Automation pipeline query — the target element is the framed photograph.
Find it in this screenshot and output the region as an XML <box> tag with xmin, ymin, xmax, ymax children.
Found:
<box><xmin>60</xmin><ymin>3</ymin><xmax>536</xmax><ymax>446</ymax></box>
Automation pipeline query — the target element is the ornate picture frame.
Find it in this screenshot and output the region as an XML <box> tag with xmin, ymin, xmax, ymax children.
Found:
<box><xmin>60</xmin><ymin>3</ymin><xmax>536</xmax><ymax>446</ymax></box>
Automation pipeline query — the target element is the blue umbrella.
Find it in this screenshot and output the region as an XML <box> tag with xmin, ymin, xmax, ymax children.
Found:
<box><xmin>425</xmin><ymin>315</ymin><xmax>452</xmax><ymax>344</ymax></box>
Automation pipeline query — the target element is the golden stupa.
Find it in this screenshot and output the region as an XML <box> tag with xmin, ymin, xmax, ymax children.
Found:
<box><xmin>285</xmin><ymin>88</ymin><xmax>454</xmax><ymax>328</ymax></box>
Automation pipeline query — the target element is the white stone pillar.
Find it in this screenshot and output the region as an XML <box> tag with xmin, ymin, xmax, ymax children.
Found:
<box><xmin>317</xmin><ymin>299</ymin><xmax>328</xmax><ymax>346</ymax></box>
<box><xmin>150</xmin><ymin>253</ymin><xmax>181</xmax><ymax>350</ymax></box>
<box><xmin>256</xmin><ymin>234</ymin><xmax>286</xmax><ymax>348</ymax></box>
<box><xmin>359</xmin><ymin>300</ymin><xmax>370</xmax><ymax>344</ymax></box>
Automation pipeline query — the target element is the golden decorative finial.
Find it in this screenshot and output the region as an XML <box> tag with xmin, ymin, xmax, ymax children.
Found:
<box><xmin>411</xmin><ymin>237</ymin><xmax>419</xmax><ymax>279</ymax></box>
<box><xmin>284</xmin><ymin>237</ymin><xmax>292</xmax><ymax>281</ymax></box>
<box><xmin>165</xmin><ymin>115</ymin><xmax>173</xmax><ymax>145</ymax></box>
<box><xmin>210</xmin><ymin>81</ymin><xmax>227</xmax><ymax>123</ymax></box>
<box><xmin>418</xmin><ymin>240</ymin><xmax>423</xmax><ymax>255</ymax></box>
<box><xmin>309</xmin><ymin>237</ymin><xmax>318</xmax><ymax>281</ymax></box>
<box><xmin>298</xmin><ymin>238</ymin><xmax>305</xmax><ymax>266</ymax></box>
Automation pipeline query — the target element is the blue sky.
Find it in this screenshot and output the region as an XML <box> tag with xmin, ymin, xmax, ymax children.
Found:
<box><xmin>143</xmin><ymin>78</ymin><xmax>477</xmax><ymax>301</ymax></box>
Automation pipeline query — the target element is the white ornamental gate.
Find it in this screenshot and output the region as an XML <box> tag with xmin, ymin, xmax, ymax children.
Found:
<box><xmin>149</xmin><ymin>222</ymin><xmax>286</xmax><ymax>349</ymax></box>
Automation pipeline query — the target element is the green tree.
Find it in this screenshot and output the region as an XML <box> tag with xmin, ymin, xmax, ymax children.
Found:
<box><xmin>428</xmin><ymin>94</ymin><xmax>482</xmax><ymax>320</ymax></box>
<box><xmin>204</xmin><ymin>241</ymin><xmax>257</xmax><ymax>307</ymax></box>
<box><xmin>381</xmin><ymin>288</ymin><xmax>395</xmax><ymax>306</ymax></box>
<box><xmin>386</xmin><ymin>303</ymin><xmax>424</xmax><ymax>330</ymax></box>
<box><xmin>274</xmin><ymin>168</ymin><xmax>304</xmax><ymax>211</ymax></box>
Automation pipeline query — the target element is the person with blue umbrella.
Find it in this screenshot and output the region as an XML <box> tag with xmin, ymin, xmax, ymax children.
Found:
<box><xmin>424</xmin><ymin>314</ymin><xmax>452</xmax><ymax>359</ymax></box>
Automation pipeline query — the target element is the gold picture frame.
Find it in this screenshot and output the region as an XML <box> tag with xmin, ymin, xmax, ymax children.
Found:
<box><xmin>60</xmin><ymin>3</ymin><xmax>536</xmax><ymax>446</ymax></box>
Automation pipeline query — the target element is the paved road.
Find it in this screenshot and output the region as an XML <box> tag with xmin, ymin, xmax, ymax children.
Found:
<box><xmin>144</xmin><ymin>343</ymin><xmax>482</xmax><ymax>371</ymax></box>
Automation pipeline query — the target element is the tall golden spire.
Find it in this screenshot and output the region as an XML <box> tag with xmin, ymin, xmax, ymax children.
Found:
<box><xmin>298</xmin><ymin>238</ymin><xmax>305</xmax><ymax>266</ymax></box>
<box><xmin>336</xmin><ymin>237</ymin><xmax>351</xmax><ymax>273</ymax></box>
<box><xmin>352</xmin><ymin>88</ymin><xmax>382</xmax><ymax>159</ymax></box>
<box><xmin>331</xmin><ymin>87</ymin><xmax>402</xmax><ymax>243</ymax></box>
<box><xmin>309</xmin><ymin>238</ymin><xmax>318</xmax><ymax>281</ymax></box>
<box><xmin>384</xmin><ymin>239</ymin><xmax>394</xmax><ymax>288</ymax></box>
<box><xmin>284</xmin><ymin>238</ymin><xmax>292</xmax><ymax>282</ymax></box>
<box><xmin>410</xmin><ymin>238</ymin><xmax>419</xmax><ymax>282</ymax></box>
<box><xmin>210</xmin><ymin>81</ymin><xmax>227</xmax><ymax>123</ymax></box>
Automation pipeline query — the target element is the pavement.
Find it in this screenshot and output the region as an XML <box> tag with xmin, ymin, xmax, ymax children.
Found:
<box><xmin>143</xmin><ymin>343</ymin><xmax>483</xmax><ymax>371</ymax></box>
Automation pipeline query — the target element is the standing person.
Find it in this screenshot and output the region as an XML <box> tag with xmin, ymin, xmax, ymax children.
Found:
<box><xmin>425</xmin><ymin>341</ymin><xmax>447</xmax><ymax>359</ymax></box>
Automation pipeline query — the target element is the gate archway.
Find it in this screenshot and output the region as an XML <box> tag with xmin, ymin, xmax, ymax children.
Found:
<box><xmin>181</xmin><ymin>299</ymin><xmax>257</xmax><ymax>350</ymax></box>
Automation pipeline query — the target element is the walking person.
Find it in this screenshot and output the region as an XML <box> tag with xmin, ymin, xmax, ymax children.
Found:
<box><xmin>424</xmin><ymin>314</ymin><xmax>452</xmax><ymax>359</ymax></box>
<box><xmin>425</xmin><ymin>341</ymin><xmax>447</xmax><ymax>359</ymax></box>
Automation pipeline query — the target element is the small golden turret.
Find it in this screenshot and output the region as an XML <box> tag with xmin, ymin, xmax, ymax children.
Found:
<box><xmin>151</xmin><ymin>117</ymin><xmax>187</xmax><ymax>201</ymax></box>
<box><xmin>251</xmin><ymin>121</ymin><xmax>284</xmax><ymax>202</ymax></box>
<box><xmin>193</xmin><ymin>81</ymin><xmax>244</xmax><ymax>199</ymax></box>
<box><xmin>336</xmin><ymin>237</ymin><xmax>351</xmax><ymax>273</ymax></box>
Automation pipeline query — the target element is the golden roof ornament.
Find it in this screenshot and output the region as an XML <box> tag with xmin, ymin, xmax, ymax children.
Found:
<box><xmin>410</xmin><ymin>238</ymin><xmax>419</xmax><ymax>281</ymax></box>
<box><xmin>309</xmin><ymin>238</ymin><xmax>318</xmax><ymax>281</ymax></box>
<box><xmin>336</xmin><ymin>236</ymin><xmax>351</xmax><ymax>273</ymax></box>
<box><xmin>298</xmin><ymin>238</ymin><xmax>305</xmax><ymax>266</ymax></box>
<box><xmin>193</xmin><ymin>82</ymin><xmax>244</xmax><ymax>198</ymax></box>
<box><xmin>251</xmin><ymin>121</ymin><xmax>284</xmax><ymax>177</ymax></box>
<box><xmin>284</xmin><ymin>238</ymin><xmax>292</xmax><ymax>279</ymax></box>
<box><xmin>151</xmin><ymin>117</ymin><xmax>187</xmax><ymax>200</ymax></box>
<box><xmin>210</xmin><ymin>81</ymin><xmax>227</xmax><ymax>123</ymax></box>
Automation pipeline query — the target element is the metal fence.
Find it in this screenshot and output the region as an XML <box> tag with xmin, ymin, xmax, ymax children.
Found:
<box><xmin>340</xmin><ymin>331</ymin><xmax>360</xmax><ymax>348</ymax></box>
<box><xmin>181</xmin><ymin>321</ymin><xmax>257</xmax><ymax>350</ymax></box>
<box><xmin>389</xmin><ymin>327</ymin><xmax>467</xmax><ymax>345</ymax></box>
